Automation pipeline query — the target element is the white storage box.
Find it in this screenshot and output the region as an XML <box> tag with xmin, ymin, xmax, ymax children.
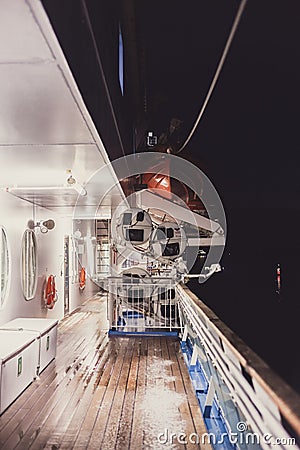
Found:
<box><xmin>1</xmin><ymin>318</ymin><xmax>58</xmax><ymax>374</ymax></box>
<box><xmin>0</xmin><ymin>330</ymin><xmax>39</xmax><ymax>414</ymax></box>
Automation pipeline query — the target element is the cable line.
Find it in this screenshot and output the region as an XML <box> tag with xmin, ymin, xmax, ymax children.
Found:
<box><xmin>176</xmin><ymin>0</ymin><xmax>248</xmax><ymax>154</ymax></box>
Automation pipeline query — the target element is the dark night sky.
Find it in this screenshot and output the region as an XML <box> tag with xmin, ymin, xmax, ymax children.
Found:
<box><xmin>141</xmin><ymin>0</ymin><xmax>300</xmax><ymax>209</ymax></box>
<box><xmin>140</xmin><ymin>0</ymin><xmax>300</xmax><ymax>389</ymax></box>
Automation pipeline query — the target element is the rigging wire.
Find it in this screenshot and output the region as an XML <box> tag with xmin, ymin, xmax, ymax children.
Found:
<box><xmin>176</xmin><ymin>0</ymin><xmax>248</xmax><ymax>154</ymax></box>
<box><xmin>81</xmin><ymin>0</ymin><xmax>127</xmax><ymax>159</ymax></box>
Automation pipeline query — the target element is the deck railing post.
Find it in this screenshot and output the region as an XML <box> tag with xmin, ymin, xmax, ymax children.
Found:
<box><xmin>190</xmin><ymin>344</ymin><xmax>198</xmax><ymax>367</ymax></box>
<box><xmin>182</xmin><ymin>324</ymin><xmax>188</xmax><ymax>343</ymax></box>
<box><xmin>204</xmin><ymin>376</ymin><xmax>215</xmax><ymax>418</ymax></box>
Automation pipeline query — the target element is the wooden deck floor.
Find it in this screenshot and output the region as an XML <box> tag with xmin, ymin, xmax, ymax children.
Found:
<box><xmin>0</xmin><ymin>294</ymin><xmax>211</xmax><ymax>450</ymax></box>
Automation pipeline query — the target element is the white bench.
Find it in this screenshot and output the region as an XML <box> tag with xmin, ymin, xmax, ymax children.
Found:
<box><xmin>0</xmin><ymin>318</ymin><xmax>58</xmax><ymax>415</ymax></box>
<box><xmin>0</xmin><ymin>330</ymin><xmax>39</xmax><ymax>414</ymax></box>
<box><xmin>1</xmin><ymin>318</ymin><xmax>58</xmax><ymax>375</ymax></box>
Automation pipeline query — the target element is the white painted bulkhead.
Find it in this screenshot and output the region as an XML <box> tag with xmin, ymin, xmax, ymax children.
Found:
<box><xmin>0</xmin><ymin>0</ymin><xmax>124</xmax><ymax>324</ymax></box>
<box><xmin>0</xmin><ymin>190</ymin><xmax>98</xmax><ymax>324</ymax></box>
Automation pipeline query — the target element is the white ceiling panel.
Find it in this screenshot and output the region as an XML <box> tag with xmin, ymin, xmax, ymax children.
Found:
<box><xmin>7</xmin><ymin>184</ymin><xmax>122</xmax><ymax>219</ymax></box>
<box><xmin>0</xmin><ymin>63</ymin><xmax>93</xmax><ymax>145</ymax></box>
<box><xmin>0</xmin><ymin>144</ymin><xmax>104</xmax><ymax>187</ymax></box>
<box><xmin>0</xmin><ymin>0</ymin><xmax>53</xmax><ymax>63</ymax></box>
<box><xmin>0</xmin><ymin>0</ymin><xmax>125</xmax><ymax>217</ymax></box>
<box><xmin>0</xmin><ymin>143</ymin><xmax>122</xmax><ymax>218</ymax></box>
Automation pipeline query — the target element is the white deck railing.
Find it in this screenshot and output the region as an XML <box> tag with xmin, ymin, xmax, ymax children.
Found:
<box><xmin>106</xmin><ymin>276</ymin><xmax>180</xmax><ymax>332</ymax></box>
<box><xmin>177</xmin><ymin>284</ymin><xmax>300</xmax><ymax>449</ymax></box>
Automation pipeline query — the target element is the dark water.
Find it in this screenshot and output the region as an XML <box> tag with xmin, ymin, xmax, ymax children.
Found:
<box><xmin>188</xmin><ymin>207</ymin><xmax>300</xmax><ymax>394</ymax></box>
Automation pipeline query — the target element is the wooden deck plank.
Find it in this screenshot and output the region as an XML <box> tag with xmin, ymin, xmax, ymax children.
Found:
<box><xmin>11</xmin><ymin>331</ymin><xmax>106</xmax><ymax>450</ymax></box>
<box><xmin>0</xmin><ymin>295</ymin><xmax>211</xmax><ymax>450</ymax></box>
<box><xmin>115</xmin><ymin>338</ymin><xmax>139</xmax><ymax>450</ymax></box>
<box><xmin>100</xmin><ymin>338</ymin><xmax>135</xmax><ymax>450</ymax></box>
<box><xmin>9</xmin><ymin>297</ymin><xmax>107</xmax><ymax>450</ymax></box>
<box><xmin>166</xmin><ymin>338</ymin><xmax>202</xmax><ymax>450</ymax></box>
<box><xmin>41</xmin><ymin>335</ymin><xmax>110</xmax><ymax>449</ymax></box>
<box><xmin>129</xmin><ymin>337</ymin><xmax>147</xmax><ymax>450</ymax></box>
<box><xmin>25</xmin><ymin>333</ymin><xmax>108</xmax><ymax>450</ymax></box>
<box><xmin>86</xmin><ymin>338</ymin><xmax>131</xmax><ymax>450</ymax></box>
<box><xmin>2</xmin><ymin>331</ymin><xmax>101</xmax><ymax>450</ymax></box>
<box><xmin>160</xmin><ymin>336</ymin><xmax>188</xmax><ymax>450</ymax></box>
<box><xmin>72</xmin><ymin>341</ymin><xmax>120</xmax><ymax>450</ymax></box>
<box><xmin>58</xmin><ymin>346</ymin><xmax>110</xmax><ymax>449</ymax></box>
<box><xmin>160</xmin><ymin>336</ymin><xmax>177</xmax><ymax>391</ymax></box>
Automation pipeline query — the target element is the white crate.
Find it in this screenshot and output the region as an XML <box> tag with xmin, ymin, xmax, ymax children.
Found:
<box><xmin>1</xmin><ymin>318</ymin><xmax>58</xmax><ymax>374</ymax></box>
<box><xmin>0</xmin><ymin>330</ymin><xmax>39</xmax><ymax>414</ymax></box>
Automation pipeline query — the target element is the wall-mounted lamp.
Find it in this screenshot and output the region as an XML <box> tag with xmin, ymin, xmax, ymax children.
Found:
<box><xmin>28</xmin><ymin>219</ymin><xmax>55</xmax><ymax>234</ymax></box>
<box><xmin>66</xmin><ymin>170</ymin><xmax>87</xmax><ymax>196</ymax></box>
<box><xmin>73</xmin><ymin>229</ymin><xmax>82</xmax><ymax>239</ymax></box>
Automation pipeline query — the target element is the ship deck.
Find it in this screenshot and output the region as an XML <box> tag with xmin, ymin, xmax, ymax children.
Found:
<box><xmin>0</xmin><ymin>294</ymin><xmax>211</xmax><ymax>450</ymax></box>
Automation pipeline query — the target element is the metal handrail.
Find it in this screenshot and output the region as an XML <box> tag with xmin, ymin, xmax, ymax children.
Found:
<box><xmin>177</xmin><ymin>283</ymin><xmax>300</xmax><ymax>446</ymax></box>
<box><xmin>107</xmin><ymin>277</ymin><xmax>180</xmax><ymax>332</ymax></box>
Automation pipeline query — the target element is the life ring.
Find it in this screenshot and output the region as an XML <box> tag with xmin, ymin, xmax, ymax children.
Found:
<box><xmin>79</xmin><ymin>267</ymin><xmax>86</xmax><ymax>290</ymax></box>
<box><xmin>45</xmin><ymin>275</ymin><xmax>57</xmax><ymax>309</ymax></box>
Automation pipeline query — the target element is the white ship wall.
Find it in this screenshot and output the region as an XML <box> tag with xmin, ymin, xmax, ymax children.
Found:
<box><xmin>0</xmin><ymin>190</ymin><xmax>98</xmax><ymax>325</ymax></box>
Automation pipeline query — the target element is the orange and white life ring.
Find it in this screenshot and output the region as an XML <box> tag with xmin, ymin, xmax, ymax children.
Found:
<box><xmin>45</xmin><ymin>275</ymin><xmax>57</xmax><ymax>309</ymax></box>
<box><xmin>79</xmin><ymin>267</ymin><xmax>86</xmax><ymax>290</ymax></box>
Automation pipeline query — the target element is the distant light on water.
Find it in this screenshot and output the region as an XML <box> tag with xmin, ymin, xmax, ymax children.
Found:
<box><xmin>276</xmin><ymin>263</ymin><xmax>281</xmax><ymax>297</ymax></box>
